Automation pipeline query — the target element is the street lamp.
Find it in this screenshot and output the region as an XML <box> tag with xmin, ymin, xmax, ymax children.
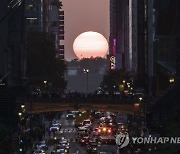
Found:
<box><xmin>169</xmin><ymin>78</ymin><xmax>175</xmax><ymax>83</ymax></box>
<box><xmin>44</xmin><ymin>80</ymin><xmax>47</xmax><ymax>87</ymax></box>
<box><xmin>83</xmin><ymin>69</ymin><xmax>89</xmax><ymax>94</ymax></box>
<box><xmin>21</xmin><ymin>104</ymin><xmax>25</xmax><ymax>109</ymax></box>
<box><xmin>139</xmin><ymin>97</ymin><xmax>143</xmax><ymax>101</ymax></box>
<box><xmin>139</xmin><ymin>97</ymin><xmax>146</xmax><ymax>128</ymax></box>
<box><xmin>21</xmin><ymin>104</ymin><xmax>25</xmax><ymax>113</ymax></box>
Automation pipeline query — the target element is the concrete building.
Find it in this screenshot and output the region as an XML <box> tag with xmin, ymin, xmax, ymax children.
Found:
<box><xmin>26</xmin><ymin>0</ymin><xmax>42</xmax><ymax>31</ymax></box>
<box><xmin>109</xmin><ymin>0</ymin><xmax>155</xmax><ymax>94</ymax></box>
<box><xmin>0</xmin><ymin>0</ymin><xmax>26</xmax><ymax>86</ymax></box>
<box><xmin>109</xmin><ymin>0</ymin><xmax>122</xmax><ymax>70</ymax></box>
<box><xmin>65</xmin><ymin>59</ymin><xmax>108</xmax><ymax>93</ymax></box>
<box><xmin>153</xmin><ymin>0</ymin><xmax>180</xmax><ymax>95</ymax></box>
<box><xmin>0</xmin><ymin>0</ymin><xmax>26</xmax><ymax>134</ymax></box>
<box><xmin>26</xmin><ymin>0</ymin><xmax>65</xmax><ymax>60</ymax></box>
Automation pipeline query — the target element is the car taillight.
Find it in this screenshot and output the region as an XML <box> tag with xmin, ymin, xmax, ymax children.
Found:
<box><xmin>108</xmin><ymin>129</ymin><xmax>111</xmax><ymax>133</ymax></box>
<box><xmin>81</xmin><ymin>139</ymin><xmax>85</xmax><ymax>142</ymax></box>
<box><xmin>103</xmin><ymin>127</ymin><xmax>106</xmax><ymax>132</ymax></box>
<box><xmin>98</xmin><ymin>129</ymin><xmax>101</xmax><ymax>133</ymax></box>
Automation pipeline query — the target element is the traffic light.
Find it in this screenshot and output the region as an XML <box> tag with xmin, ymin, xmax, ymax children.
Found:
<box><xmin>79</xmin><ymin>112</ymin><xmax>82</xmax><ymax>116</ymax></box>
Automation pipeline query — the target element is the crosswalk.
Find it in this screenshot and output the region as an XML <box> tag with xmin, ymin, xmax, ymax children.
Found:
<box><xmin>59</xmin><ymin>128</ymin><xmax>77</xmax><ymax>133</ymax></box>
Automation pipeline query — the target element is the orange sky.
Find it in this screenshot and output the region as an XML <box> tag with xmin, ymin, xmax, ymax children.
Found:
<box><xmin>61</xmin><ymin>0</ymin><xmax>109</xmax><ymax>61</ymax></box>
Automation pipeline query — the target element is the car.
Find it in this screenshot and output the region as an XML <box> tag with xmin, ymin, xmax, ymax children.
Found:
<box><xmin>80</xmin><ymin>136</ymin><xmax>90</xmax><ymax>146</ymax></box>
<box><xmin>117</xmin><ymin>123</ymin><xmax>128</xmax><ymax>133</ymax></box>
<box><xmin>98</xmin><ymin>136</ymin><xmax>116</xmax><ymax>145</ymax></box>
<box><xmin>50</xmin><ymin>126</ymin><xmax>60</xmax><ymax>132</ymax></box>
<box><xmin>66</xmin><ymin>113</ymin><xmax>75</xmax><ymax>119</ymax></box>
<box><xmin>52</xmin><ymin>122</ymin><xmax>61</xmax><ymax>127</ymax></box>
<box><xmin>76</xmin><ymin>126</ymin><xmax>89</xmax><ymax>142</ymax></box>
<box><xmin>83</xmin><ymin>124</ymin><xmax>92</xmax><ymax>132</ymax></box>
<box><xmin>51</xmin><ymin>146</ymin><xmax>68</xmax><ymax>154</ymax></box>
<box><xmin>92</xmin><ymin>128</ymin><xmax>99</xmax><ymax>136</ymax></box>
<box><xmin>59</xmin><ymin>139</ymin><xmax>70</xmax><ymax>151</ymax></box>
<box><xmin>33</xmin><ymin>149</ymin><xmax>45</xmax><ymax>154</ymax></box>
<box><xmin>59</xmin><ymin>139</ymin><xmax>70</xmax><ymax>152</ymax></box>
<box><xmin>82</xmin><ymin>119</ymin><xmax>91</xmax><ymax>126</ymax></box>
<box><xmin>87</xmin><ymin>142</ymin><xmax>98</xmax><ymax>153</ymax></box>
<box><xmin>51</xmin><ymin>120</ymin><xmax>61</xmax><ymax>127</ymax></box>
<box><xmin>36</xmin><ymin>141</ymin><xmax>48</xmax><ymax>151</ymax></box>
<box><xmin>97</xmin><ymin>127</ymin><xmax>112</xmax><ymax>136</ymax></box>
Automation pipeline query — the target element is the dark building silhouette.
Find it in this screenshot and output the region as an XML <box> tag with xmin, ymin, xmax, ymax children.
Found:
<box><xmin>109</xmin><ymin>0</ymin><xmax>155</xmax><ymax>94</ymax></box>
<box><xmin>154</xmin><ymin>0</ymin><xmax>180</xmax><ymax>95</ymax></box>
<box><xmin>0</xmin><ymin>0</ymin><xmax>26</xmax><ymax>145</ymax></box>
<box><xmin>26</xmin><ymin>0</ymin><xmax>65</xmax><ymax>60</ymax></box>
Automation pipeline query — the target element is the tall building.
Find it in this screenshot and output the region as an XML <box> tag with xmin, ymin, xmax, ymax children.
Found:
<box><xmin>0</xmin><ymin>0</ymin><xmax>26</xmax><ymax>86</ymax></box>
<box><xmin>48</xmin><ymin>0</ymin><xmax>65</xmax><ymax>60</ymax></box>
<box><xmin>154</xmin><ymin>0</ymin><xmax>180</xmax><ymax>95</ymax></box>
<box><xmin>109</xmin><ymin>0</ymin><xmax>122</xmax><ymax>70</ymax></box>
<box><xmin>26</xmin><ymin>0</ymin><xmax>42</xmax><ymax>31</ymax></box>
<box><xmin>26</xmin><ymin>0</ymin><xmax>65</xmax><ymax>60</ymax></box>
<box><xmin>109</xmin><ymin>0</ymin><xmax>155</xmax><ymax>94</ymax></box>
<box><xmin>58</xmin><ymin>5</ymin><xmax>65</xmax><ymax>60</ymax></box>
<box><xmin>0</xmin><ymin>1</ymin><xmax>26</xmax><ymax>146</ymax></box>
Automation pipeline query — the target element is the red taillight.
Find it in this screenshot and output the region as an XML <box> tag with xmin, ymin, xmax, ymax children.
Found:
<box><xmin>81</xmin><ymin>139</ymin><xmax>85</xmax><ymax>142</ymax></box>
<box><xmin>98</xmin><ymin>129</ymin><xmax>101</xmax><ymax>133</ymax></box>
<box><xmin>108</xmin><ymin>129</ymin><xmax>111</xmax><ymax>133</ymax></box>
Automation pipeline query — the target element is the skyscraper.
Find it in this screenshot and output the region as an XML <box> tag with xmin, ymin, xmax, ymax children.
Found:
<box><xmin>26</xmin><ymin>0</ymin><xmax>65</xmax><ymax>60</ymax></box>
<box><xmin>109</xmin><ymin>0</ymin><xmax>155</xmax><ymax>94</ymax></box>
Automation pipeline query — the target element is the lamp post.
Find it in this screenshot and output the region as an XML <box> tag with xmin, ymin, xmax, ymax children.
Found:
<box><xmin>21</xmin><ymin>104</ymin><xmax>25</xmax><ymax>113</ymax></box>
<box><xmin>139</xmin><ymin>97</ymin><xmax>146</xmax><ymax>128</ymax></box>
<box><xmin>83</xmin><ymin>69</ymin><xmax>89</xmax><ymax>94</ymax></box>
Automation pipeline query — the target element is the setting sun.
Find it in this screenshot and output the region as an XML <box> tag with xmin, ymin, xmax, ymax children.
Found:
<box><xmin>73</xmin><ymin>31</ymin><xmax>109</xmax><ymax>59</ymax></box>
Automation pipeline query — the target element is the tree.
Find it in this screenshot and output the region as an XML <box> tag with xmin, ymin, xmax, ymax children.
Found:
<box><xmin>26</xmin><ymin>31</ymin><xmax>67</xmax><ymax>91</ymax></box>
<box><xmin>66</xmin><ymin>57</ymin><xmax>108</xmax><ymax>74</ymax></box>
<box><xmin>100</xmin><ymin>69</ymin><xmax>131</xmax><ymax>92</ymax></box>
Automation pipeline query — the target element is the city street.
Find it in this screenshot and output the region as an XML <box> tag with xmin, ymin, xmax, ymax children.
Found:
<box><xmin>29</xmin><ymin>110</ymin><xmax>120</xmax><ymax>154</ymax></box>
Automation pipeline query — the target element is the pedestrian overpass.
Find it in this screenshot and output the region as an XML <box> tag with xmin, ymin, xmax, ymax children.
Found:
<box><xmin>24</xmin><ymin>99</ymin><xmax>141</xmax><ymax>115</ymax></box>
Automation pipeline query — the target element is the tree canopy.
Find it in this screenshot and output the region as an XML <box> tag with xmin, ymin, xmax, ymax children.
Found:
<box><xmin>26</xmin><ymin>31</ymin><xmax>67</xmax><ymax>91</ymax></box>
<box><xmin>66</xmin><ymin>57</ymin><xmax>108</xmax><ymax>74</ymax></box>
<box><xmin>100</xmin><ymin>69</ymin><xmax>131</xmax><ymax>92</ymax></box>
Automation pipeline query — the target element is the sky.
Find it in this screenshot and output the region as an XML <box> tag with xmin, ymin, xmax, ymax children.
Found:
<box><xmin>61</xmin><ymin>0</ymin><xmax>110</xmax><ymax>61</ymax></box>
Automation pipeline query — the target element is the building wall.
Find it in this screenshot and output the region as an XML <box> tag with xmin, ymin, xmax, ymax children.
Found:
<box><xmin>26</xmin><ymin>0</ymin><xmax>65</xmax><ymax>60</ymax></box>
<box><xmin>0</xmin><ymin>1</ymin><xmax>9</xmax><ymax>82</ymax></box>
<box><xmin>0</xmin><ymin>0</ymin><xmax>26</xmax><ymax>86</ymax></box>
<box><xmin>130</xmin><ymin>0</ymin><xmax>138</xmax><ymax>73</ymax></box>
<box><xmin>109</xmin><ymin>0</ymin><xmax>130</xmax><ymax>70</ymax></box>
<box><xmin>26</xmin><ymin>0</ymin><xmax>42</xmax><ymax>31</ymax></box>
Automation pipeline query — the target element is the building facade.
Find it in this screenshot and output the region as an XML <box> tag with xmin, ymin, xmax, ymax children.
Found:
<box><xmin>0</xmin><ymin>0</ymin><xmax>26</xmax><ymax>86</ymax></box>
<box><xmin>26</xmin><ymin>0</ymin><xmax>65</xmax><ymax>60</ymax></box>
<box><xmin>109</xmin><ymin>0</ymin><xmax>155</xmax><ymax>94</ymax></box>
